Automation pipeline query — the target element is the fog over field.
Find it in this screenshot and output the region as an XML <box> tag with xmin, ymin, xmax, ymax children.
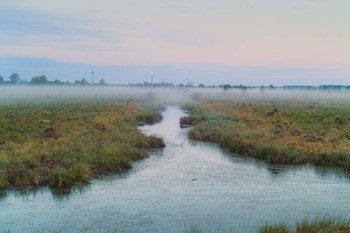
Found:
<box><xmin>1</xmin><ymin>86</ymin><xmax>350</xmax><ymax>105</ymax></box>
<box><xmin>2</xmin><ymin>1</ymin><xmax>350</xmax><ymax>232</ymax></box>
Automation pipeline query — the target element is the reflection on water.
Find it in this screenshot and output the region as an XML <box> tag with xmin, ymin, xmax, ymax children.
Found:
<box><xmin>0</xmin><ymin>191</ymin><xmax>6</xmax><ymax>200</ymax></box>
<box><xmin>1</xmin><ymin>106</ymin><xmax>350</xmax><ymax>232</ymax></box>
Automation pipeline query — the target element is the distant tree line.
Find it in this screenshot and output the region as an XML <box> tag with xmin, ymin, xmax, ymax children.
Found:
<box><xmin>128</xmin><ymin>81</ymin><xmax>175</xmax><ymax>87</ymax></box>
<box><xmin>1</xmin><ymin>73</ymin><xmax>350</xmax><ymax>89</ymax></box>
<box><xmin>0</xmin><ymin>73</ymin><xmax>21</xmax><ymax>84</ymax></box>
<box><xmin>0</xmin><ymin>73</ymin><xmax>109</xmax><ymax>86</ymax></box>
<box><xmin>219</xmin><ymin>84</ymin><xmax>350</xmax><ymax>91</ymax></box>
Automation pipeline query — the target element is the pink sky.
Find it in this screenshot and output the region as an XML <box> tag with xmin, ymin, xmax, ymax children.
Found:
<box><xmin>0</xmin><ymin>0</ymin><xmax>349</xmax><ymax>83</ymax></box>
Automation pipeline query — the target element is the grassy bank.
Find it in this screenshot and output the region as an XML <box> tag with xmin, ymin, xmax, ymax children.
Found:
<box><xmin>185</xmin><ymin>216</ymin><xmax>350</xmax><ymax>233</ymax></box>
<box><xmin>0</xmin><ymin>101</ymin><xmax>165</xmax><ymax>192</ymax></box>
<box><xmin>181</xmin><ymin>100</ymin><xmax>350</xmax><ymax>170</ymax></box>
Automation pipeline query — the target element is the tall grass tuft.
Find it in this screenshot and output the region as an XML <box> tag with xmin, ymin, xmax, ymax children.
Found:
<box><xmin>295</xmin><ymin>216</ymin><xmax>350</xmax><ymax>233</ymax></box>
<box><xmin>259</xmin><ymin>224</ymin><xmax>290</xmax><ymax>233</ymax></box>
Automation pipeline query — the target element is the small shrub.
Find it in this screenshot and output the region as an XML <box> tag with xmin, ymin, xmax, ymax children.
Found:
<box><xmin>180</xmin><ymin>116</ymin><xmax>200</xmax><ymax>125</ymax></box>
<box><xmin>290</xmin><ymin>127</ymin><xmax>301</xmax><ymax>136</ymax></box>
<box><xmin>148</xmin><ymin>136</ymin><xmax>166</xmax><ymax>148</ymax></box>
<box><xmin>137</xmin><ymin>112</ymin><xmax>163</xmax><ymax>125</ymax></box>
<box><xmin>335</xmin><ymin>117</ymin><xmax>344</xmax><ymax>125</ymax></box>
<box><xmin>274</xmin><ymin>124</ymin><xmax>283</xmax><ymax>135</ymax></box>
<box><xmin>43</xmin><ymin>127</ymin><xmax>58</xmax><ymax>139</ymax></box>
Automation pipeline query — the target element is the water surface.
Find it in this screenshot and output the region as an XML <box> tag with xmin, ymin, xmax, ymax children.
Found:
<box><xmin>1</xmin><ymin>106</ymin><xmax>350</xmax><ymax>232</ymax></box>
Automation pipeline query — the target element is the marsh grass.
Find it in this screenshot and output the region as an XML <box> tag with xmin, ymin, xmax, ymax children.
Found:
<box><xmin>183</xmin><ymin>216</ymin><xmax>350</xmax><ymax>233</ymax></box>
<box><xmin>259</xmin><ymin>224</ymin><xmax>290</xmax><ymax>233</ymax></box>
<box><xmin>0</xmin><ymin>101</ymin><xmax>165</xmax><ymax>192</ymax></box>
<box><xmin>295</xmin><ymin>216</ymin><xmax>350</xmax><ymax>233</ymax></box>
<box><xmin>183</xmin><ymin>100</ymin><xmax>350</xmax><ymax>169</ymax></box>
<box><xmin>259</xmin><ymin>216</ymin><xmax>350</xmax><ymax>233</ymax></box>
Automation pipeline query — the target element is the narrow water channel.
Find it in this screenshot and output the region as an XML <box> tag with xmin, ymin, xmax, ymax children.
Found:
<box><xmin>1</xmin><ymin>106</ymin><xmax>350</xmax><ymax>232</ymax></box>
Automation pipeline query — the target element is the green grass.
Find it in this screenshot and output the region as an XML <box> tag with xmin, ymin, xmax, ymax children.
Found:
<box><xmin>182</xmin><ymin>100</ymin><xmax>350</xmax><ymax>170</ymax></box>
<box><xmin>183</xmin><ymin>216</ymin><xmax>350</xmax><ymax>233</ymax></box>
<box><xmin>0</xmin><ymin>101</ymin><xmax>165</xmax><ymax>192</ymax></box>
<box><xmin>259</xmin><ymin>216</ymin><xmax>350</xmax><ymax>233</ymax></box>
<box><xmin>259</xmin><ymin>224</ymin><xmax>290</xmax><ymax>233</ymax></box>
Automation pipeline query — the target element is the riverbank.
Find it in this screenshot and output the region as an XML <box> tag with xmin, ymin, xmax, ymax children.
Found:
<box><xmin>181</xmin><ymin>100</ymin><xmax>350</xmax><ymax>170</ymax></box>
<box><xmin>186</xmin><ymin>216</ymin><xmax>350</xmax><ymax>233</ymax></box>
<box><xmin>0</xmin><ymin>101</ymin><xmax>165</xmax><ymax>192</ymax></box>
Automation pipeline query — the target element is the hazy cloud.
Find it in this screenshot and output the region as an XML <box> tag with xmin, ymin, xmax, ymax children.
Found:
<box><xmin>0</xmin><ymin>0</ymin><xmax>349</xmax><ymax>84</ymax></box>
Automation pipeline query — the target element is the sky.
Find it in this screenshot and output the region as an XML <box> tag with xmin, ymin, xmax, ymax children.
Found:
<box><xmin>0</xmin><ymin>0</ymin><xmax>349</xmax><ymax>85</ymax></box>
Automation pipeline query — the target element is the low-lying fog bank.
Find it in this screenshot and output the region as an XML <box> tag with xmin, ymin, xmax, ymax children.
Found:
<box><xmin>1</xmin><ymin>86</ymin><xmax>350</xmax><ymax>105</ymax></box>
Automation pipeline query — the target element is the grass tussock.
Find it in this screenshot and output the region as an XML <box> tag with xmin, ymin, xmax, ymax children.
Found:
<box><xmin>0</xmin><ymin>101</ymin><xmax>165</xmax><ymax>191</ymax></box>
<box><xmin>259</xmin><ymin>224</ymin><xmax>290</xmax><ymax>233</ymax></box>
<box><xmin>295</xmin><ymin>216</ymin><xmax>350</xmax><ymax>233</ymax></box>
<box><xmin>183</xmin><ymin>100</ymin><xmax>350</xmax><ymax>169</ymax></box>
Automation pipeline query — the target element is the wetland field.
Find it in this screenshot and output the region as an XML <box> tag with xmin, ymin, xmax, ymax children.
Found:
<box><xmin>1</xmin><ymin>86</ymin><xmax>350</xmax><ymax>232</ymax></box>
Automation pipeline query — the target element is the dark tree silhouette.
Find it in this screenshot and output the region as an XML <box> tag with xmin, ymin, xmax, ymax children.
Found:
<box><xmin>223</xmin><ymin>84</ymin><xmax>231</xmax><ymax>91</ymax></box>
<box><xmin>9</xmin><ymin>73</ymin><xmax>20</xmax><ymax>83</ymax></box>
<box><xmin>99</xmin><ymin>78</ymin><xmax>106</xmax><ymax>85</ymax></box>
<box><xmin>31</xmin><ymin>75</ymin><xmax>48</xmax><ymax>84</ymax></box>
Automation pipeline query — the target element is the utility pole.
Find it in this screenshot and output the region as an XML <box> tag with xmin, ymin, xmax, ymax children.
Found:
<box><xmin>151</xmin><ymin>74</ymin><xmax>153</xmax><ymax>93</ymax></box>
<box><xmin>91</xmin><ymin>70</ymin><xmax>94</xmax><ymax>86</ymax></box>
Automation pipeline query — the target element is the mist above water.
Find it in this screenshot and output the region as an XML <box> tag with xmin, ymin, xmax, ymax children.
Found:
<box><xmin>1</xmin><ymin>86</ymin><xmax>350</xmax><ymax>106</ymax></box>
